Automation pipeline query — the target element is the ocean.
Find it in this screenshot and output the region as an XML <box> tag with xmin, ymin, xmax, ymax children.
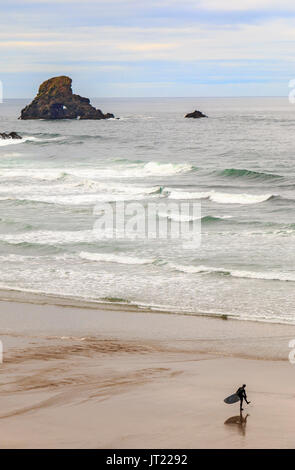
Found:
<box><xmin>0</xmin><ymin>97</ymin><xmax>294</xmax><ymax>324</ymax></box>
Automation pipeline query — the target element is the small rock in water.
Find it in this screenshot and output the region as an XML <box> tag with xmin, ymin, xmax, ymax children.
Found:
<box><xmin>185</xmin><ymin>110</ymin><xmax>207</xmax><ymax>119</ymax></box>
<box><xmin>0</xmin><ymin>131</ymin><xmax>22</xmax><ymax>139</ymax></box>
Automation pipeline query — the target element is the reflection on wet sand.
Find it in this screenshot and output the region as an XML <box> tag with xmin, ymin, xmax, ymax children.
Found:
<box><xmin>224</xmin><ymin>412</ymin><xmax>249</xmax><ymax>436</ymax></box>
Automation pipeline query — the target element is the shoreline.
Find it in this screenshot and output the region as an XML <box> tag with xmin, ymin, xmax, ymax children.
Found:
<box><xmin>0</xmin><ymin>286</ymin><xmax>294</xmax><ymax>327</ymax></box>
<box><xmin>1</xmin><ymin>293</ymin><xmax>295</xmax><ymax>361</ymax></box>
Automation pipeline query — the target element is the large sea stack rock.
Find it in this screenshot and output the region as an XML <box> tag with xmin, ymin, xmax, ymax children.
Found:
<box><xmin>185</xmin><ymin>110</ymin><xmax>207</xmax><ymax>119</ymax></box>
<box><xmin>0</xmin><ymin>132</ymin><xmax>22</xmax><ymax>139</ymax></box>
<box><xmin>20</xmin><ymin>76</ymin><xmax>114</xmax><ymax>120</ymax></box>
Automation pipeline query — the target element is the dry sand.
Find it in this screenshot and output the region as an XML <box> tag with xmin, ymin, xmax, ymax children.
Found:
<box><xmin>0</xmin><ymin>291</ymin><xmax>295</xmax><ymax>448</ymax></box>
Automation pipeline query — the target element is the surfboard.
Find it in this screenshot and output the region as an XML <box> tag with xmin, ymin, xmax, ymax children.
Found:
<box><xmin>224</xmin><ymin>393</ymin><xmax>240</xmax><ymax>404</ymax></box>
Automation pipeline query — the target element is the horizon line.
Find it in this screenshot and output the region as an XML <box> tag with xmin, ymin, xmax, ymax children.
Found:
<box><xmin>2</xmin><ymin>95</ymin><xmax>288</xmax><ymax>100</ymax></box>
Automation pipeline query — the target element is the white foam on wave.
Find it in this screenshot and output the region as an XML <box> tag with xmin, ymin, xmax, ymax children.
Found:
<box><xmin>1</xmin><ymin>184</ymin><xmax>162</xmax><ymax>205</ymax></box>
<box><xmin>68</xmin><ymin>161</ymin><xmax>193</xmax><ymax>178</ymax></box>
<box><xmin>158</xmin><ymin>211</ymin><xmax>201</xmax><ymax>222</ymax></box>
<box><xmin>3</xmin><ymin>162</ymin><xmax>187</xmax><ymax>181</ymax></box>
<box><xmin>0</xmin><ymin>152</ymin><xmax>23</xmax><ymax>158</ymax></box>
<box><xmin>0</xmin><ymin>138</ymin><xmax>24</xmax><ymax>147</ymax></box>
<box><xmin>202</xmin><ymin>228</ymin><xmax>295</xmax><ymax>238</ymax></box>
<box><xmin>229</xmin><ymin>269</ymin><xmax>295</xmax><ymax>282</ymax></box>
<box><xmin>0</xmin><ymin>170</ymin><xmax>162</xmax><ymax>194</ymax></box>
<box><xmin>170</xmin><ymin>263</ymin><xmax>295</xmax><ymax>281</ymax></box>
<box><xmin>170</xmin><ymin>264</ymin><xmax>226</xmax><ymax>274</ymax></box>
<box><xmin>0</xmin><ymin>253</ymin><xmax>75</xmax><ymax>263</ymax></box>
<box><xmin>0</xmin><ymin>169</ymin><xmax>163</xmax><ymax>204</ymax></box>
<box><xmin>76</xmin><ymin>180</ymin><xmax>161</xmax><ymax>195</ymax></box>
<box><xmin>79</xmin><ymin>251</ymin><xmax>156</xmax><ymax>265</ymax></box>
<box><xmin>168</xmin><ymin>189</ymin><xmax>273</xmax><ymax>204</ymax></box>
<box><xmin>24</xmin><ymin>192</ymin><xmax>156</xmax><ymax>205</ymax></box>
<box><xmin>0</xmin><ymin>230</ymin><xmax>96</xmax><ymax>245</ymax></box>
<box><xmin>0</xmin><ymin>136</ymin><xmax>57</xmax><ymax>147</ymax></box>
<box><xmin>167</xmin><ymin>190</ymin><xmax>209</xmax><ymax>200</ymax></box>
<box><xmin>210</xmin><ymin>192</ymin><xmax>273</xmax><ymax>204</ymax></box>
<box><xmin>0</xmin><ymin>254</ymin><xmax>37</xmax><ymax>262</ymax></box>
<box><xmin>0</xmin><ymin>169</ymin><xmax>67</xmax><ymax>181</ymax></box>
<box><xmin>0</xmin><ymin>161</ymin><xmax>192</xmax><ymax>182</ymax></box>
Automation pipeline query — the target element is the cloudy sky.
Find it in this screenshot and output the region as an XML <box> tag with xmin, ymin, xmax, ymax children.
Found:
<box><xmin>1</xmin><ymin>0</ymin><xmax>295</xmax><ymax>97</ymax></box>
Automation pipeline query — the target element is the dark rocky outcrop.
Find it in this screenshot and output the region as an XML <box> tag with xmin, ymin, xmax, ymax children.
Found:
<box><xmin>20</xmin><ymin>76</ymin><xmax>115</xmax><ymax>120</ymax></box>
<box><xmin>185</xmin><ymin>110</ymin><xmax>207</xmax><ymax>119</ymax></box>
<box><xmin>0</xmin><ymin>132</ymin><xmax>22</xmax><ymax>139</ymax></box>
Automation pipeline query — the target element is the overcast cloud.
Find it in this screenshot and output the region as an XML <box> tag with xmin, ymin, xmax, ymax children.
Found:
<box><xmin>0</xmin><ymin>0</ymin><xmax>294</xmax><ymax>97</ymax></box>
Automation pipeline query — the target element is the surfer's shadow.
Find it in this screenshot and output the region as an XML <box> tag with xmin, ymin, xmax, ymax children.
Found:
<box><xmin>224</xmin><ymin>412</ymin><xmax>250</xmax><ymax>437</ymax></box>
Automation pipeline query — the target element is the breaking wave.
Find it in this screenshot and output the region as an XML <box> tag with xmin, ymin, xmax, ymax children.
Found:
<box><xmin>158</xmin><ymin>212</ymin><xmax>232</xmax><ymax>223</ymax></box>
<box><xmin>170</xmin><ymin>264</ymin><xmax>295</xmax><ymax>281</ymax></box>
<box><xmin>0</xmin><ymin>230</ymin><xmax>96</xmax><ymax>245</ymax></box>
<box><xmin>0</xmin><ymin>161</ymin><xmax>193</xmax><ymax>182</ymax></box>
<box><xmin>0</xmin><ymin>136</ymin><xmax>64</xmax><ymax>147</ymax></box>
<box><xmin>79</xmin><ymin>251</ymin><xmax>156</xmax><ymax>265</ymax></box>
<box><xmin>167</xmin><ymin>189</ymin><xmax>274</xmax><ymax>204</ymax></box>
<box><xmin>68</xmin><ymin>161</ymin><xmax>195</xmax><ymax>178</ymax></box>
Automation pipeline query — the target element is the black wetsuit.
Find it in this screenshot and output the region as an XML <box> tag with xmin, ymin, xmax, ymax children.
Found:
<box><xmin>236</xmin><ymin>387</ymin><xmax>249</xmax><ymax>411</ymax></box>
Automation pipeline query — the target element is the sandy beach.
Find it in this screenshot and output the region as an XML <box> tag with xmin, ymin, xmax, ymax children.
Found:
<box><xmin>0</xmin><ymin>291</ymin><xmax>295</xmax><ymax>449</ymax></box>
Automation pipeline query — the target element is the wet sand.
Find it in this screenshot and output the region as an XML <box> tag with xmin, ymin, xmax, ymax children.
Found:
<box><xmin>0</xmin><ymin>292</ymin><xmax>295</xmax><ymax>448</ymax></box>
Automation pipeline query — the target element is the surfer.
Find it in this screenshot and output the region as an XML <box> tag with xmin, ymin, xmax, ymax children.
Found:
<box><xmin>236</xmin><ymin>384</ymin><xmax>250</xmax><ymax>411</ymax></box>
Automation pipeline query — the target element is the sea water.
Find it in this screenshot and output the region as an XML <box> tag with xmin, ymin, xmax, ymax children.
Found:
<box><xmin>0</xmin><ymin>97</ymin><xmax>294</xmax><ymax>323</ymax></box>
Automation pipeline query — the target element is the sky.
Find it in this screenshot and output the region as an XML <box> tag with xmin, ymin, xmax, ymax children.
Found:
<box><xmin>1</xmin><ymin>0</ymin><xmax>295</xmax><ymax>97</ymax></box>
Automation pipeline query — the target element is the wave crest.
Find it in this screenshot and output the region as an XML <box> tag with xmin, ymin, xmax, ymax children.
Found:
<box><xmin>79</xmin><ymin>251</ymin><xmax>156</xmax><ymax>265</ymax></box>
<box><xmin>171</xmin><ymin>264</ymin><xmax>295</xmax><ymax>281</ymax></box>
<box><xmin>168</xmin><ymin>189</ymin><xmax>273</xmax><ymax>204</ymax></box>
<box><xmin>219</xmin><ymin>168</ymin><xmax>282</xmax><ymax>179</ymax></box>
